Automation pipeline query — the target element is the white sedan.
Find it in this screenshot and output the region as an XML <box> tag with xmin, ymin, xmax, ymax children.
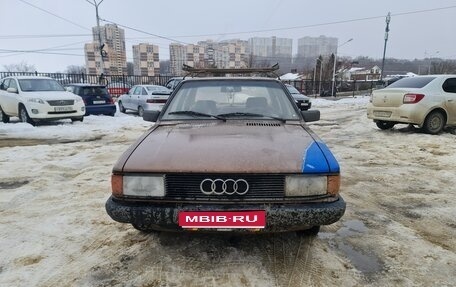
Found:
<box><xmin>367</xmin><ymin>75</ymin><xmax>456</xmax><ymax>134</ymax></box>
<box><xmin>117</xmin><ymin>85</ymin><xmax>171</xmax><ymax>117</ymax></box>
<box><xmin>0</xmin><ymin>76</ymin><xmax>85</xmax><ymax>125</ymax></box>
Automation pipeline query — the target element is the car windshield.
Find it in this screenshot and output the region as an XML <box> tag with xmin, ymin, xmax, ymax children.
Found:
<box><xmin>81</xmin><ymin>86</ymin><xmax>108</xmax><ymax>96</ymax></box>
<box><xmin>18</xmin><ymin>79</ymin><xmax>65</xmax><ymax>92</ymax></box>
<box><xmin>286</xmin><ymin>85</ymin><xmax>301</xmax><ymax>94</ymax></box>
<box><xmin>162</xmin><ymin>80</ymin><xmax>300</xmax><ymax>121</ymax></box>
<box><xmin>387</xmin><ymin>77</ymin><xmax>436</xmax><ymax>89</ymax></box>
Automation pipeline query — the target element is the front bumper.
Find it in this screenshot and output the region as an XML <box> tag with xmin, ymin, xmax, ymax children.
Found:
<box><xmin>26</xmin><ymin>102</ymin><xmax>85</xmax><ymax>120</ymax></box>
<box><xmin>105</xmin><ymin>196</ymin><xmax>346</xmax><ymax>233</ymax></box>
<box><xmin>296</xmin><ymin>101</ymin><xmax>311</xmax><ymax>110</ymax></box>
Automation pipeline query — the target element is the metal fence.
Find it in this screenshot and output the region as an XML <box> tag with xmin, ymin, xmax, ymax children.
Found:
<box><xmin>0</xmin><ymin>71</ymin><xmax>383</xmax><ymax>97</ymax></box>
<box><xmin>284</xmin><ymin>79</ymin><xmax>383</xmax><ymax>96</ymax></box>
<box><xmin>0</xmin><ymin>71</ymin><xmax>176</xmax><ymax>96</ymax></box>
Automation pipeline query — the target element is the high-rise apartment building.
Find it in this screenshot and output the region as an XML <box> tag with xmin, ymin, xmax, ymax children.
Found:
<box><xmin>199</xmin><ymin>39</ymin><xmax>249</xmax><ymax>69</ymax></box>
<box><xmin>84</xmin><ymin>24</ymin><xmax>127</xmax><ymax>75</ymax></box>
<box><xmin>169</xmin><ymin>40</ymin><xmax>249</xmax><ymax>75</ymax></box>
<box><xmin>169</xmin><ymin>43</ymin><xmax>186</xmax><ymax>76</ymax></box>
<box><xmin>133</xmin><ymin>43</ymin><xmax>160</xmax><ymax>76</ymax></box>
<box><xmin>248</xmin><ymin>36</ymin><xmax>292</xmax><ymax>72</ymax></box>
<box><xmin>297</xmin><ymin>36</ymin><xmax>338</xmax><ymax>59</ymax></box>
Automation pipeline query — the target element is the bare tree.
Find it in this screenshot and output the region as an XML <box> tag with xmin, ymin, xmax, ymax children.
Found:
<box><xmin>3</xmin><ymin>61</ymin><xmax>36</xmax><ymax>72</ymax></box>
<box><xmin>65</xmin><ymin>65</ymin><xmax>86</xmax><ymax>74</ymax></box>
<box><xmin>431</xmin><ymin>60</ymin><xmax>456</xmax><ymax>74</ymax></box>
<box><xmin>159</xmin><ymin>60</ymin><xmax>170</xmax><ymax>75</ymax></box>
<box><xmin>126</xmin><ymin>62</ymin><xmax>134</xmax><ymax>75</ymax></box>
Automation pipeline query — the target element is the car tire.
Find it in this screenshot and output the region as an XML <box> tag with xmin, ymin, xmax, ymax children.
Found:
<box><xmin>132</xmin><ymin>223</ymin><xmax>160</xmax><ymax>233</ymax></box>
<box><xmin>0</xmin><ymin>106</ymin><xmax>10</xmax><ymax>123</ymax></box>
<box><xmin>376</xmin><ymin>121</ymin><xmax>395</xmax><ymax>130</ymax></box>
<box><xmin>138</xmin><ymin>106</ymin><xmax>144</xmax><ymax>117</ymax></box>
<box><xmin>19</xmin><ymin>105</ymin><xmax>35</xmax><ymax>126</ymax></box>
<box><xmin>296</xmin><ymin>226</ymin><xmax>320</xmax><ymax>237</ymax></box>
<box><xmin>71</xmin><ymin>117</ymin><xmax>84</xmax><ymax>123</ymax></box>
<box><xmin>423</xmin><ymin>110</ymin><xmax>445</xmax><ymax>135</ymax></box>
<box><xmin>118</xmin><ymin>101</ymin><xmax>126</xmax><ymax>113</ymax></box>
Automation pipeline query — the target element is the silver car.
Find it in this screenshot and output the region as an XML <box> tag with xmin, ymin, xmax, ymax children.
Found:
<box><xmin>117</xmin><ymin>85</ymin><xmax>172</xmax><ymax>117</ymax></box>
<box><xmin>367</xmin><ymin>75</ymin><xmax>456</xmax><ymax>134</ymax></box>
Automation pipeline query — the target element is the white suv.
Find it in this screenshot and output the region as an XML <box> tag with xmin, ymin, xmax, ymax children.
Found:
<box><xmin>0</xmin><ymin>76</ymin><xmax>85</xmax><ymax>125</ymax></box>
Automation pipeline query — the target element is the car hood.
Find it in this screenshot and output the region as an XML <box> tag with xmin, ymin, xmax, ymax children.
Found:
<box><xmin>116</xmin><ymin>122</ymin><xmax>339</xmax><ymax>174</ymax></box>
<box><xmin>291</xmin><ymin>94</ymin><xmax>310</xmax><ymax>101</ymax></box>
<box><xmin>22</xmin><ymin>91</ymin><xmax>81</xmax><ymax>101</ymax></box>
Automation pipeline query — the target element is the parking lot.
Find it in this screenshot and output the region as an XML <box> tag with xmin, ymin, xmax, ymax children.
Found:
<box><xmin>0</xmin><ymin>97</ymin><xmax>455</xmax><ymax>287</ymax></box>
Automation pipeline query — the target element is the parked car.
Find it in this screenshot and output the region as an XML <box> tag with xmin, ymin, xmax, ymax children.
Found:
<box><xmin>367</xmin><ymin>75</ymin><xmax>456</xmax><ymax>134</ymax></box>
<box><xmin>106</xmin><ymin>82</ymin><xmax>132</xmax><ymax>97</ymax></box>
<box><xmin>117</xmin><ymin>85</ymin><xmax>171</xmax><ymax>117</ymax></box>
<box><xmin>165</xmin><ymin>77</ymin><xmax>184</xmax><ymax>91</ymax></box>
<box><xmin>0</xmin><ymin>76</ymin><xmax>85</xmax><ymax>125</ymax></box>
<box><xmin>106</xmin><ymin>71</ymin><xmax>345</xmax><ymax>235</ymax></box>
<box><xmin>65</xmin><ymin>84</ymin><xmax>116</xmax><ymax>116</ymax></box>
<box><xmin>285</xmin><ymin>84</ymin><xmax>312</xmax><ymax>110</ymax></box>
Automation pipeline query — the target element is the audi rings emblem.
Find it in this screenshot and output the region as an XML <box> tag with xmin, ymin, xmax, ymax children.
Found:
<box><xmin>200</xmin><ymin>178</ymin><xmax>249</xmax><ymax>195</ymax></box>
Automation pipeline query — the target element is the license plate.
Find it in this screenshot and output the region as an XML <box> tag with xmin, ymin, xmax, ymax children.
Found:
<box><xmin>178</xmin><ymin>211</ymin><xmax>266</xmax><ymax>229</ymax></box>
<box><xmin>373</xmin><ymin>111</ymin><xmax>392</xmax><ymax>117</ymax></box>
<box><xmin>300</xmin><ymin>103</ymin><xmax>309</xmax><ymax>106</ymax></box>
<box><xmin>54</xmin><ymin>106</ymin><xmax>73</xmax><ymax>112</ymax></box>
<box><xmin>93</xmin><ymin>100</ymin><xmax>105</xmax><ymax>104</ymax></box>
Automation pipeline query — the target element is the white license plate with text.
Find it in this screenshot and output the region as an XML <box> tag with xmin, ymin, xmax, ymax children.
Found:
<box><xmin>54</xmin><ymin>106</ymin><xmax>73</xmax><ymax>112</ymax></box>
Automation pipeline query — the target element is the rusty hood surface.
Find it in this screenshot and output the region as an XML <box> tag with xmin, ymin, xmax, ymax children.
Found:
<box><xmin>118</xmin><ymin>122</ymin><xmax>326</xmax><ymax>174</ymax></box>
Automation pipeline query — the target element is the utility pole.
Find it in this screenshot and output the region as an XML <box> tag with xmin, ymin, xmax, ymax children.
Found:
<box><xmin>380</xmin><ymin>12</ymin><xmax>391</xmax><ymax>81</ymax></box>
<box><xmin>331</xmin><ymin>38</ymin><xmax>353</xmax><ymax>97</ymax></box>
<box><xmin>86</xmin><ymin>0</ymin><xmax>106</xmax><ymax>78</ymax></box>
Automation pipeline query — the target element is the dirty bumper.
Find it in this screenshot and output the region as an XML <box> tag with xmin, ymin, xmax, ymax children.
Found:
<box><xmin>106</xmin><ymin>196</ymin><xmax>346</xmax><ymax>233</ymax></box>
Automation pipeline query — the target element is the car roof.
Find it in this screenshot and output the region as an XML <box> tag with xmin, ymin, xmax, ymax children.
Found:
<box><xmin>181</xmin><ymin>77</ymin><xmax>283</xmax><ymax>82</ymax></box>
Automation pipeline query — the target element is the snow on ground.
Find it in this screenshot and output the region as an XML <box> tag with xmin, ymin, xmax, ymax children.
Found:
<box><xmin>0</xmin><ymin>98</ymin><xmax>455</xmax><ymax>287</ymax></box>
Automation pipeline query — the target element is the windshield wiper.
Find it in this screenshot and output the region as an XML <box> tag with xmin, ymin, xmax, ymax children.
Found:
<box><xmin>217</xmin><ymin>112</ymin><xmax>286</xmax><ymax>122</ymax></box>
<box><xmin>168</xmin><ymin>110</ymin><xmax>225</xmax><ymax>121</ymax></box>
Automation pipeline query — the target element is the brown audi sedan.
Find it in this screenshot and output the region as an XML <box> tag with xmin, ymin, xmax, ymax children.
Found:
<box><xmin>106</xmin><ymin>76</ymin><xmax>345</xmax><ymax>234</ymax></box>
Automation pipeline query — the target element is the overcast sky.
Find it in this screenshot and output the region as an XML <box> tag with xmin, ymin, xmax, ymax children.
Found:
<box><xmin>1</xmin><ymin>0</ymin><xmax>455</xmax><ymax>72</ymax></box>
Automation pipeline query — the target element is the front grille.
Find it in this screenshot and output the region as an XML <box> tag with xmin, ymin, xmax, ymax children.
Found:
<box><xmin>165</xmin><ymin>174</ymin><xmax>284</xmax><ymax>200</ymax></box>
<box><xmin>47</xmin><ymin>100</ymin><xmax>74</xmax><ymax>106</ymax></box>
<box><xmin>246</xmin><ymin>122</ymin><xmax>281</xmax><ymax>127</ymax></box>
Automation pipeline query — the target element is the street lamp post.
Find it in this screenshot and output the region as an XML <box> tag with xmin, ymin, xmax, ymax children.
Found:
<box><xmin>86</xmin><ymin>0</ymin><xmax>106</xmax><ymax>77</ymax></box>
<box><xmin>380</xmin><ymin>12</ymin><xmax>391</xmax><ymax>81</ymax></box>
<box><xmin>318</xmin><ymin>60</ymin><xmax>323</xmax><ymax>96</ymax></box>
<box><xmin>428</xmin><ymin>51</ymin><xmax>440</xmax><ymax>74</ymax></box>
<box><xmin>312</xmin><ymin>58</ymin><xmax>323</xmax><ymax>97</ymax></box>
<box><xmin>331</xmin><ymin>38</ymin><xmax>353</xmax><ymax>97</ymax></box>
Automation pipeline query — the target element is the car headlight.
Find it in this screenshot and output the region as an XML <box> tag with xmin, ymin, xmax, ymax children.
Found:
<box><xmin>285</xmin><ymin>175</ymin><xmax>329</xmax><ymax>196</ymax></box>
<box><xmin>27</xmin><ymin>98</ymin><xmax>45</xmax><ymax>104</ymax></box>
<box><xmin>74</xmin><ymin>97</ymin><xmax>83</xmax><ymax>104</ymax></box>
<box><xmin>112</xmin><ymin>174</ymin><xmax>164</xmax><ymax>197</ymax></box>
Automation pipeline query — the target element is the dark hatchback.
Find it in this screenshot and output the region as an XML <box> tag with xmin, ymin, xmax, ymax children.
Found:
<box><xmin>285</xmin><ymin>84</ymin><xmax>312</xmax><ymax>110</ymax></box>
<box><xmin>65</xmin><ymin>84</ymin><xmax>116</xmax><ymax>116</ymax></box>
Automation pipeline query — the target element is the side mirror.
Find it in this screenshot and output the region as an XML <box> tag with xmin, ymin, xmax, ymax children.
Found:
<box><xmin>7</xmin><ymin>87</ymin><xmax>18</xmax><ymax>94</ymax></box>
<box><xmin>301</xmin><ymin>110</ymin><xmax>320</xmax><ymax>122</ymax></box>
<box><xmin>142</xmin><ymin>110</ymin><xmax>161</xmax><ymax>122</ymax></box>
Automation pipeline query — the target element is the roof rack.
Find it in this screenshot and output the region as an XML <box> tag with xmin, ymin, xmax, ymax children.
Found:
<box><xmin>182</xmin><ymin>63</ymin><xmax>280</xmax><ymax>79</ymax></box>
